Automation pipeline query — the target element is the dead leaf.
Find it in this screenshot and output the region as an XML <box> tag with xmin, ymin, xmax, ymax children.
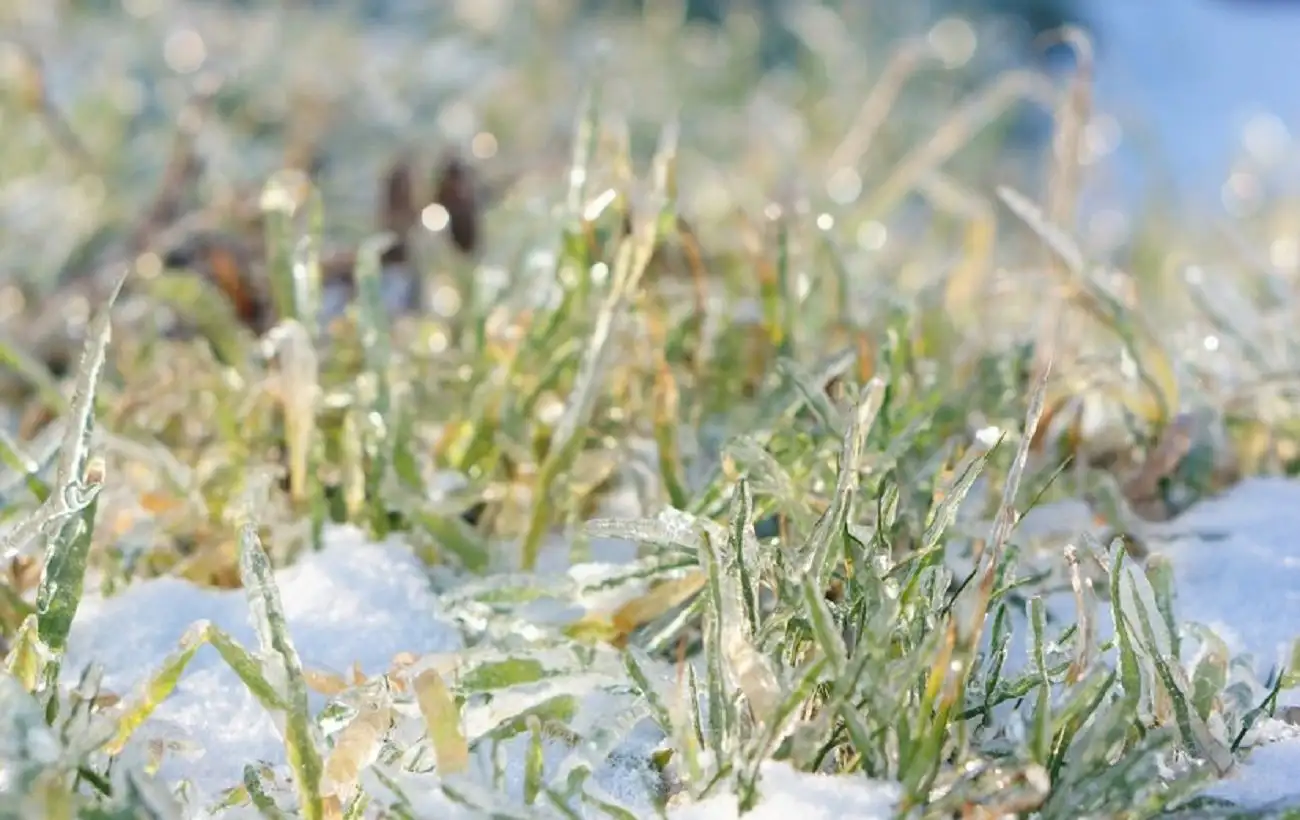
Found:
<box><xmin>413</xmin><ymin>668</ymin><xmax>469</xmax><ymax>775</ymax></box>
<box><xmin>568</xmin><ymin>571</ymin><xmax>707</xmax><ymax>648</ymax></box>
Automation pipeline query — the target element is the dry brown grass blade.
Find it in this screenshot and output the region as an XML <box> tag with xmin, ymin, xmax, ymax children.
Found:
<box><xmin>413</xmin><ymin>668</ymin><xmax>469</xmax><ymax>775</ymax></box>
<box><xmin>998</xmin><ymin>185</ymin><xmax>1180</xmax><ymax>427</ymax></box>
<box><xmin>1038</xmin><ymin>26</ymin><xmax>1094</xmax><ymax>235</ymax></box>
<box><xmin>569</xmin><ymin>572</ymin><xmax>708</xmax><ymax>649</ymax></box>
<box><xmin>673</xmin><ymin>215</ymin><xmax>711</xmax><ymax>377</ymax></box>
<box><xmin>918</xmin><ymin>171</ymin><xmax>997</xmax><ymax>328</ymax></box>
<box><xmin>861</xmin><ymin>69</ymin><xmax>1059</xmax><ymax>221</ymax></box>
<box><xmin>1121</xmin><ymin>412</ymin><xmax>1195</xmax><ymax>521</ymax></box>
<box><xmin>826</xmin><ymin>37</ymin><xmax>938</xmax><ymax>173</ymax></box>
<box><xmin>1034</xmin><ymin>25</ymin><xmax>1096</xmax><ymax>381</ymax></box>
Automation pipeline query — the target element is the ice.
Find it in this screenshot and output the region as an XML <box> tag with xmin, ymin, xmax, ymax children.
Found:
<box><xmin>61</xmin><ymin>525</ymin><xmax>464</xmax><ymax>806</ymax></box>
<box><xmin>50</xmin><ymin>471</ymin><xmax>1300</xmax><ymax>816</ymax></box>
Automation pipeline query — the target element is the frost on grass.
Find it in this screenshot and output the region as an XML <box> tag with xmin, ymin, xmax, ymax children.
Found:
<box><xmin>36</xmin><ymin>474</ymin><xmax>1300</xmax><ymax>817</ymax></box>
<box><xmin>991</xmin><ymin>477</ymin><xmax>1300</xmax><ymax>810</ymax></box>
<box><xmin>4</xmin><ymin>6</ymin><xmax>1300</xmax><ymax>816</ymax></box>
<box><xmin>47</xmin><ymin>516</ymin><xmax>909</xmax><ymax>819</ymax></box>
<box><xmin>61</xmin><ymin>525</ymin><xmax>463</xmax><ymax>807</ymax></box>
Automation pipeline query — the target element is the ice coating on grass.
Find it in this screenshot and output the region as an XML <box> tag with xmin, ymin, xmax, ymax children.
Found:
<box><xmin>1006</xmin><ymin>477</ymin><xmax>1300</xmax><ymax>805</ymax></box>
<box><xmin>62</xmin><ymin>526</ymin><xmax>464</xmax><ymax>807</ymax></box>
<box><xmin>53</xmin><ymin>476</ymin><xmax>1300</xmax><ymax>814</ymax></box>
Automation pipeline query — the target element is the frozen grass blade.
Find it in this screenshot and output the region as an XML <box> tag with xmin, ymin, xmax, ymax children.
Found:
<box><xmin>1116</xmin><ymin>552</ymin><xmax>1234</xmax><ymax>774</ymax></box>
<box><xmin>105</xmin><ymin>620</ymin><xmax>209</xmax><ymax>754</ymax></box>
<box><xmin>730</xmin><ymin>479</ymin><xmax>761</xmax><ymax>639</ymax></box>
<box><xmin>698</xmin><ymin>533</ymin><xmax>735</xmax><ymax>769</ymax></box>
<box><xmin>1107</xmin><ymin>538</ymin><xmax>1145</xmax><ymax>724</ymax></box>
<box><xmin>622</xmin><ymin>648</ymin><xmax>675</xmax><ymax>739</ymax></box>
<box><xmin>293</xmin><ymin>185</ymin><xmax>325</xmax><ymax>338</ymax></box>
<box><xmin>523</xmin><ymin>715</ymin><xmax>544</xmax><ymax>805</ymax></box>
<box><xmin>266</xmin><ymin>319</ymin><xmax>319</xmax><ymax>507</ymax></box>
<box><xmin>237</xmin><ymin>519</ymin><xmax>325</xmax><ymax>819</ymax></box>
<box><xmin>1027</xmin><ymin>596</ymin><xmax>1052</xmax><ymax>764</ymax></box>
<box><xmin>352</xmin><ymin>232</ymin><xmax>398</xmax><ymax>534</ymax></box>
<box><xmin>1189</xmin><ymin>628</ymin><xmax>1232</xmax><ymax>724</ymax></box>
<box><xmin>716</xmin><ymin>480</ymin><xmax>781</xmax><ymax>724</ymax></box>
<box><xmin>2</xmin><ymin>271</ymin><xmax>124</xmax><ymax>563</ymax></box>
<box><xmin>16</xmin><ymin>273</ymin><xmax>127</xmax><ymax>699</ymax></box>
<box><xmin>798</xmin><ymin>377</ymin><xmax>886</xmax><ymax>589</ymax></box>
<box><xmin>917</xmin><ymin>438</ymin><xmax>996</xmax><ymax>558</ymax></box>
<box><xmin>519</xmin><ymin>126</ymin><xmax>672</xmax><ymax>570</ymax></box>
<box><xmin>32</xmin><ymin>461</ymin><xmax>101</xmax><ymax>695</ymax></box>
<box><xmin>260</xmin><ymin>168</ymin><xmax>311</xmax><ymax>325</ymax></box>
<box><xmin>1062</xmin><ymin>544</ymin><xmax>1096</xmax><ymax>684</ymax></box>
<box><xmin>205</xmin><ymin>626</ymin><xmax>288</xmax><ymax>710</ymax></box>
<box><xmin>801</xmin><ymin>579</ymin><xmax>847</xmax><ymax>673</ymax></box>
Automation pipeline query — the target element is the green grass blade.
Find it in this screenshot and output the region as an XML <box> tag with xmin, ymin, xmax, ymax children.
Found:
<box><xmin>237</xmin><ymin>521</ymin><xmax>325</xmax><ymax>819</ymax></box>
<box><xmin>798</xmin><ymin>378</ymin><xmax>886</xmax><ymax>589</ymax></box>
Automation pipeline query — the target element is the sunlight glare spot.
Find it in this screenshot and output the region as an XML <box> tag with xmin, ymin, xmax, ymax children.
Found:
<box><xmin>1241</xmin><ymin>113</ymin><xmax>1291</xmax><ymax>166</ymax></box>
<box><xmin>1270</xmin><ymin>237</ymin><xmax>1299</xmax><ymax>271</ymax></box>
<box><xmin>421</xmin><ymin>204</ymin><xmax>450</xmax><ymax>232</ymax></box>
<box><xmin>431</xmin><ymin>284</ymin><xmax>462</xmax><ymax>318</ymax></box>
<box><xmin>928</xmin><ymin>17</ymin><xmax>976</xmax><ymax>69</ymax></box>
<box><xmin>857</xmin><ymin>221</ymin><xmax>887</xmax><ymax>251</ymax></box>
<box><xmin>471</xmin><ymin>131</ymin><xmax>498</xmax><ymax>159</ymax></box>
<box><xmin>164</xmin><ymin>29</ymin><xmax>206</xmax><ymax>74</ymax></box>
<box><xmin>827</xmin><ymin>167</ymin><xmax>862</xmax><ymax>204</ymax></box>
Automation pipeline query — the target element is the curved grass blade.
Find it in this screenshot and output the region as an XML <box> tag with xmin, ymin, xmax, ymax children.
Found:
<box><xmin>237</xmin><ymin>521</ymin><xmax>325</xmax><ymax>819</ymax></box>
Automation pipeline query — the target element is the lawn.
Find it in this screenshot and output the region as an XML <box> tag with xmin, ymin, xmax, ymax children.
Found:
<box><xmin>2</xmin><ymin>2</ymin><xmax>1300</xmax><ymax>818</ymax></box>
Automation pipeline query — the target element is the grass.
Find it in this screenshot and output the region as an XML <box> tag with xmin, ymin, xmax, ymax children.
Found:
<box><xmin>2</xmin><ymin>1</ymin><xmax>1300</xmax><ymax>817</ymax></box>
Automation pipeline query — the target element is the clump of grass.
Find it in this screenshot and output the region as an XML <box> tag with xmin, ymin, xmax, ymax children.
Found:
<box><xmin>1</xmin><ymin>1</ymin><xmax>1300</xmax><ymax>818</ymax></box>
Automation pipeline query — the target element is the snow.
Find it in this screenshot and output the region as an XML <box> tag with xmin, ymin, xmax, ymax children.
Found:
<box><xmin>668</xmin><ymin>762</ymin><xmax>900</xmax><ymax>820</ymax></box>
<box><xmin>1149</xmin><ymin>477</ymin><xmax>1300</xmax><ymax>677</ymax></box>
<box><xmin>63</xmin><ymin>528</ymin><xmax>465</xmax><ymax>806</ymax></box>
<box><xmin>1146</xmin><ymin>478</ymin><xmax>1300</xmax><ymax>806</ymax></box>
<box><xmin>1007</xmin><ymin>477</ymin><xmax>1300</xmax><ymax>808</ymax></box>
